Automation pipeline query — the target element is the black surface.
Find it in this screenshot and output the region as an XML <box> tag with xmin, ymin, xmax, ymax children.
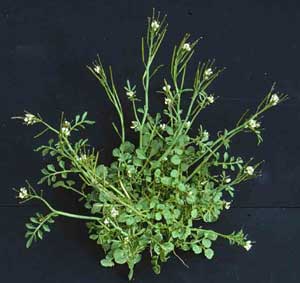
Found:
<box><xmin>1</xmin><ymin>0</ymin><xmax>300</xmax><ymax>282</ymax></box>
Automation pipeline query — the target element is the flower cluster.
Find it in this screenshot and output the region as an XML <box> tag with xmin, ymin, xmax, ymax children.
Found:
<box><xmin>164</xmin><ymin>97</ymin><xmax>172</xmax><ymax>106</ymax></box>
<box><xmin>159</xmin><ymin>123</ymin><xmax>166</xmax><ymax>131</ymax></box>
<box><xmin>61</xmin><ymin>121</ymin><xmax>71</xmax><ymax>136</ymax></box>
<box><xmin>94</xmin><ymin>65</ymin><xmax>101</xmax><ymax>74</ymax></box>
<box><xmin>126</xmin><ymin>90</ymin><xmax>135</xmax><ymax>99</ymax></box>
<box><xmin>24</xmin><ymin>113</ymin><xmax>37</xmax><ymax>125</ymax></box>
<box><xmin>245</xmin><ymin>166</ymin><xmax>255</xmax><ymax>175</ymax></box>
<box><xmin>77</xmin><ymin>154</ymin><xmax>87</xmax><ymax>162</ymax></box>
<box><xmin>111</xmin><ymin>207</ymin><xmax>119</xmax><ymax>218</ymax></box>
<box><xmin>182</xmin><ymin>43</ymin><xmax>191</xmax><ymax>52</ymax></box>
<box><xmin>270</xmin><ymin>94</ymin><xmax>279</xmax><ymax>106</ymax></box>
<box><xmin>204</xmin><ymin>68</ymin><xmax>213</xmax><ymax>80</ymax></box>
<box><xmin>207</xmin><ymin>95</ymin><xmax>215</xmax><ymax>104</ymax></box>
<box><xmin>247</xmin><ymin>119</ymin><xmax>260</xmax><ymax>130</ymax></box>
<box><xmin>162</xmin><ymin>84</ymin><xmax>171</xmax><ymax>93</ymax></box>
<box><xmin>151</xmin><ymin>20</ymin><xmax>160</xmax><ymax>31</ymax></box>
<box><xmin>244</xmin><ymin>240</ymin><xmax>252</xmax><ymax>251</ymax></box>
<box><xmin>130</xmin><ymin>121</ymin><xmax>139</xmax><ymax>130</ymax></box>
<box><xmin>18</xmin><ymin>187</ymin><xmax>28</xmax><ymax>199</ymax></box>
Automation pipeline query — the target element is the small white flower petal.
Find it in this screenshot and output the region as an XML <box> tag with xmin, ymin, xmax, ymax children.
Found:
<box><xmin>245</xmin><ymin>166</ymin><xmax>254</xmax><ymax>175</ymax></box>
<box><xmin>182</xmin><ymin>43</ymin><xmax>191</xmax><ymax>52</ymax></box>
<box><xmin>151</xmin><ymin>20</ymin><xmax>160</xmax><ymax>31</ymax></box>
<box><xmin>270</xmin><ymin>94</ymin><xmax>279</xmax><ymax>106</ymax></box>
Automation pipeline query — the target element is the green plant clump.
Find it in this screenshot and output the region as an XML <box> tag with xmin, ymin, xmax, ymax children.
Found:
<box><xmin>13</xmin><ymin>11</ymin><xmax>287</xmax><ymax>280</ymax></box>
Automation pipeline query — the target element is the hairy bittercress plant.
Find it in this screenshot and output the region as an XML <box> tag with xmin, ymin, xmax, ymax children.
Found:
<box><xmin>13</xmin><ymin>11</ymin><xmax>286</xmax><ymax>280</ymax></box>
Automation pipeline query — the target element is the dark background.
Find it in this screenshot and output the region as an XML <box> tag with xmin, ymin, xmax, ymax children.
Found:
<box><xmin>1</xmin><ymin>0</ymin><xmax>299</xmax><ymax>282</ymax></box>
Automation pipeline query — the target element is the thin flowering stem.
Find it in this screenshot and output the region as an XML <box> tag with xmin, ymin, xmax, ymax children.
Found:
<box><xmin>186</xmin><ymin>100</ymin><xmax>273</xmax><ymax>182</ymax></box>
<box><xmin>31</xmin><ymin>195</ymin><xmax>104</xmax><ymax>222</ymax></box>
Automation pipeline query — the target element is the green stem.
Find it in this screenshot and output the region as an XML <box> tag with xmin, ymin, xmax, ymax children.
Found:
<box><xmin>186</xmin><ymin>106</ymin><xmax>270</xmax><ymax>182</ymax></box>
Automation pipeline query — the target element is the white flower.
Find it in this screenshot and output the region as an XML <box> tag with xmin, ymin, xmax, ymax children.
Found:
<box><xmin>93</xmin><ymin>65</ymin><xmax>101</xmax><ymax>74</ymax></box>
<box><xmin>182</xmin><ymin>43</ymin><xmax>191</xmax><ymax>52</ymax></box>
<box><xmin>164</xmin><ymin>97</ymin><xmax>172</xmax><ymax>106</ymax></box>
<box><xmin>225</xmin><ymin>177</ymin><xmax>231</xmax><ymax>183</ymax></box>
<box><xmin>204</xmin><ymin>68</ymin><xmax>213</xmax><ymax>79</ymax></box>
<box><xmin>111</xmin><ymin>207</ymin><xmax>119</xmax><ymax>218</ymax></box>
<box><xmin>104</xmin><ymin>218</ymin><xmax>110</xmax><ymax>225</ymax></box>
<box><xmin>18</xmin><ymin>187</ymin><xmax>28</xmax><ymax>199</ymax></box>
<box><xmin>162</xmin><ymin>84</ymin><xmax>171</xmax><ymax>92</ymax></box>
<box><xmin>247</xmin><ymin>119</ymin><xmax>260</xmax><ymax>129</ymax></box>
<box><xmin>151</xmin><ymin>20</ymin><xmax>160</xmax><ymax>31</ymax></box>
<box><xmin>244</xmin><ymin>240</ymin><xmax>252</xmax><ymax>251</ymax></box>
<box><xmin>61</xmin><ymin>121</ymin><xmax>71</xmax><ymax>137</ymax></box>
<box><xmin>77</xmin><ymin>154</ymin><xmax>87</xmax><ymax>162</ymax></box>
<box><xmin>159</xmin><ymin>123</ymin><xmax>166</xmax><ymax>131</ymax></box>
<box><xmin>124</xmin><ymin>237</ymin><xmax>129</xmax><ymax>244</ymax></box>
<box><xmin>207</xmin><ymin>95</ymin><xmax>215</xmax><ymax>104</ymax></box>
<box><xmin>126</xmin><ymin>90</ymin><xmax>135</xmax><ymax>99</ymax></box>
<box><xmin>186</xmin><ymin>121</ymin><xmax>191</xmax><ymax>128</ymax></box>
<box><xmin>202</xmin><ymin>130</ymin><xmax>209</xmax><ymax>140</ymax></box>
<box><xmin>245</xmin><ymin>166</ymin><xmax>254</xmax><ymax>175</ymax></box>
<box><xmin>61</xmin><ymin>127</ymin><xmax>71</xmax><ymax>136</ymax></box>
<box><xmin>270</xmin><ymin>94</ymin><xmax>279</xmax><ymax>106</ymax></box>
<box><xmin>24</xmin><ymin>113</ymin><xmax>37</xmax><ymax>125</ymax></box>
<box><xmin>130</xmin><ymin>121</ymin><xmax>139</xmax><ymax>129</ymax></box>
<box><xmin>224</xmin><ymin>201</ymin><xmax>231</xmax><ymax>210</ymax></box>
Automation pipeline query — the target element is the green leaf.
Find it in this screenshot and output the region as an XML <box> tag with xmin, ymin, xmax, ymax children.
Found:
<box><xmin>161</xmin><ymin>176</ymin><xmax>172</xmax><ymax>186</ymax></box>
<box><xmin>89</xmin><ymin>234</ymin><xmax>98</xmax><ymax>240</ymax></box>
<box><xmin>37</xmin><ymin>230</ymin><xmax>43</xmax><ymax>240</ymax></box>
<box><xmin>161</xmin><ymin>242</ymin><xmax>174</xmax><ymax>253</ymax></box>
<box><xmin>26</xmin><ymin>237</ymin><xmax>33</xmax><ymax>248</ymax></box>
<box><xmin>170</xmin><ymin>169</ymin><xmax>179</xmax><ymax>178</ymax></box>
<box><xmin>112</xmin><ymin>148</ymin><xmax>120</xmax><ymax>157</ymax></box>
<box><xmin>136</xmin><ymin>148</ymin><xmax>146</xmax><ymax>160</ymax></box>
<box><xmin>205</xmin><ymin>232</ymin><xmax>218</xmax><ymax>241</ymax></box>
<box><xmin>154</xmin><ymin>169</ymin><xmax>161</xmax><ymax>177</ymax></box>
<box><xmin>91</xmin><ymin>203</ymin><xmax>102</xmax><ymax>214</ymax></box>
<box><xmin>113</xmin><ymin>249</ymin><xmax>127</xmax><ymax>264</ymax></box>
<box><xmin>26</xmin><ymin>223</ymin><xmax>35</xmax><ymax>230</ymax></box>
<box><xmin>59</xmin><ymin>160</ymin><xmax>65</xmax><ymax>169</ymax></box>
<box><xmin>120</xmin><ymin>141</ymin><xmax>135</xmax><ymax>153</ymax></box>
<box><xmin>96</xmin><ymin>165</ymin><xmax>108</xmax><ymax>178</ymax></box>
<box><xmin>126</xmin><ymin>217</ymin><xmax>136</xmax><ymax>226</ymax></box>
<box><xmin>75</xmin><ymin>114</ymin><xmax>80</xmax><ymax>123</ymax></box>
<box><xmin>204</xmin><ymin>248</ymin><xmax>214</xmax><ymax>259</ymax></box>
<box><xmin>30</xmin><ymin>217</ymin><xmax>39</xmax><ymax>224</ymax></box>
<box><xmin>155</xmin><ymin>212</ymin><xmax>162</xmax><ymax>221</ymax></box>
<box><xmin>133</xmin><ymin>157</ymin><xmax>143</xmax><ymax>167</ymax></box>
<box><xmin>224</xmin><ymin>152</ymin><xmax>229</xmax><ymax>162</ymax></box>
<box><xmin>42</xmin><ymin>224</ymin><xmax>50</xmax><ymax>232</ymax></box>
<box><xmin>47</xmin><ymin>164</ymin><xmax>55</xmax><ymax>172</ymax></box>
<box><xmin>192</xmin><ymin>244</ymin><xmax>202</xmax><ymax>254</ymax></box>
<box><xmin>191</xmin><ymin>209</ymin><xmax>198</xmax><ymax>218</ymax></box>
<box><xmin>166</xmin><ymin>127</ymin><xmax>173</xmax><ymax>135</ymax></box>
<box><xmin>53</xmin><ymin>181</ymin><xmax>65</xmax><ymax>188</ymax></box>
<box><xmin>174</xmin><ymin>148</ymin><xmax>183</xmax><ymax>155</ymax></box>
<box><xmin>171</xmin><ymin>155</ymin><xmax>181</xmax><ymax>165</ymax></box>
<box><xmin>202</xmin><ymin>238</ymin><xmax>212</xmax><ymax>248</ymax></box>
<box><xmin>100</xmin><ymin>258</ymin><xmax>115</xmax><ymax>267</ymax></box>
<box><xmin>150</xmin><ymin>139</ymin><xmax>161</xmax><ymax>156</ymax></box>
<box><xmin>178</xmin><ymin>183</ymin><xmax>186</xmax><ymax>192</ymax></box>
<box><xmin>81</xmin><ymin>111</ymin><xmax>88</xmax><ymax>121</ymax></box>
